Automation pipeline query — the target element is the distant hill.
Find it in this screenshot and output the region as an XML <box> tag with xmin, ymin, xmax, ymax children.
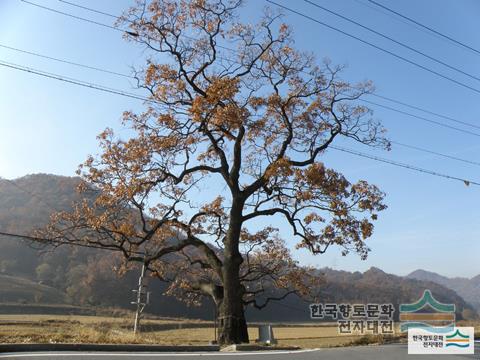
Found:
<box><xmin>0</xmin><ymin>174</ymin><xmax>477</xmax><ymax>321</ymax></box>
<box><xmin>407</xmin><ymin>269</ymin><xmax>480</xmax><ymax>311</ymax></box>
<box><xmin>0</xmin><ymin>174</ymin><xmax>84</xmax><ymax>277</ymax></box>
<box><xmin>311</xmin><ymin>267</ymin><xmax>475</xmax><ymax>320</ymax></box>
<box><xmin>0</xmin><ymin>274</ymin><xmax>67</xmax><ymax>304</ymax></box>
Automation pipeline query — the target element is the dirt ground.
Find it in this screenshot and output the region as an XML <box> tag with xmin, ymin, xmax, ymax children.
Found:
<box><xmin>0</xmin><ymin>314</ymin><xmax>411</xmax><ymax>348</ymax></box>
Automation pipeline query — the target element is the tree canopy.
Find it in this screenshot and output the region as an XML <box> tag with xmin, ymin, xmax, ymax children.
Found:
<box><xmin>44</xmin><ymin>0</ymin><xmax>389</xmax><ymax>344</ymax></box>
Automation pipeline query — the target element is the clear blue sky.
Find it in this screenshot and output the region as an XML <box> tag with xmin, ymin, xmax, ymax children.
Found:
<box><xmin>1</xmin><ymin>0</ymin><xmax>480</xmax><ymax>278</ymax></box>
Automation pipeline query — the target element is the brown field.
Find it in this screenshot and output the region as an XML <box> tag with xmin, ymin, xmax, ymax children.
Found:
<box><xmin>0</xmin><ymin>314</ymin><xmax>411</xmax><ymax>348</ymax></box>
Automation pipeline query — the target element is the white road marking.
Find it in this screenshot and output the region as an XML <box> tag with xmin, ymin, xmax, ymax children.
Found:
<box><xmin>0</xmin><ymin>349</ymin><xmax>320</xmax><ymax>358</ymax></box>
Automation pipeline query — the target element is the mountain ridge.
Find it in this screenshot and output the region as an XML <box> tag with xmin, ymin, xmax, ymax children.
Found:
<box><xmin>407</xmin><ymin>269</ymin><xmax>480</xmax><ymax>311</ymax></box>
<box><xmin>0</xmin><ymin>173</ymin><xmax>477</xmax><ymax>320</ymax></box>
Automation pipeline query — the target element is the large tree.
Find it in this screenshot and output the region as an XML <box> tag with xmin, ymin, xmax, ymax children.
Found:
<box><xmin>44</xmin><ymin>0</ymin><xmax>388</xmax><ymax>344</ymax></box>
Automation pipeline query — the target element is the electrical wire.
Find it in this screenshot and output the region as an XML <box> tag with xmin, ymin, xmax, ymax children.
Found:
<box><xmin>20</xmin><ymin>0</ymin><xmax>480</xmax><ymax>97</ymax></box>
<box><xmin>8</xmin><ymin>0</ymin><xmax>480</xmax><ymax>186</ymax></box>
<box><xmin>0</xmin><ymin>179</ymin><xmax>134</xmax><ymax>252</ymax></box>
<box><xmin>17</xmin><ymin>0</ymin><xmax>480</xmax><ymax>131</ymax></box>
<box><xmin>20</xmin><ymin>0</ymin><xmax>122</xmax><ymax>33</ymax></box>
<box><xmin>330</xmin><ymin>145</ymin><xmax>480</xmax><ymax>186</ymax></box>
<box><xmin>369</xmin><ymin>93</ymin><xmax>480</xmax><ymax>131</ymax></box>
<box><xmin>4</xmin><ymin>49</ymin><xmax>478</xmax><ymax>142</ymax></box>
<box><xmin>3</xmin><ymin>57</ymin><xmax>480</xmax><ymax>186</ymax></box>
<box><xmin>0</xmin><ymin>59</ymin><xmax>152</xmax><ymax>103</ymax></box>
<box><xmin>359</xmin><ymin>98</ymin><xmax>480</xmax><ymax>138</ymax></box>
<box><xmin>352</xmin><ymin>0</ymin><xmax>438</xmax><ymax>40</ymax></box>
<box><xmin>366</xmin><ymin>0</ymin><xmax>480</xmax><ymax>56</ymax></box>
<box><xmin>266</xmin><ymin>0</ymin><xmax>480</xmax><ymax>95</ymax></box>
<box><xmin>0</xmin><ymin>230</ymin><xmax>145</xmax><ymax>254</ymax></box>
<box><xmin>7</xmin><ymin>54</ymin><xmax>473</xmax><ymax>146</ymax></box>
<box><xmin>55</xmin><ymin>0</ymin><xmax>237</xmax><ymax>54</ymax></box>
<box><xmin>390</xmin><ymin>141</ymin><xmax>480</xmax><ymax>167</ymax></box>
<box><xmin>58</xmin><ymin>0</ymin><xmax>121</xmax><ymax>19</ymax></box>
<box><xmin>1</xmin><ymin>177</ymin><xmax>58</xmax><ymax>213</ymax></box>
<box><xmin>303</xmin><ymin>0</ymin><xmax>480</xmax><ymax>83</ymax></box>
<box><xmin>0</xmin><ymin>43</ymin><xmax>131</xmax><ymax>78</ymax></box>
<box><xmin>0</xmin><ymin>177</ymin><xmax>145</xmax><ymax>255</ymax></box>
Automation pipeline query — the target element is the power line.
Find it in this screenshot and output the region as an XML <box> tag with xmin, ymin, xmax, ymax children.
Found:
<box><xmin>13</xmin><ymin>54</ymin><xmax>478</xmax><ymax>148</ymax></box>
<box><xmin>20</xmin><ymin>0</ymin><xmax>122</xmax><ymax>33</ymax></box>
<box><xmin>0</xmin><ymin>43</ymin><xmax>131</xmax><ymax>78</ymax></box>
<box><xmin>10</xmin><ymin>0</ymin><xmax>480</xmax><ymax>170</ymax></box>
<box><xmin>330</xmin><ymin>145</ymin><xmax>480</xmax><ymax>187</ymax></box>
<box><xmin>369</xmin><ymin>94</ymin><xmax>480</xmax><ymax>131</ymax></box>
<box><xmin>352</xmin><ymin>0</ymin><xmax>440</xmax><ymax>41</ymax></box>
<box><xmin>366</xmin><ymin>0</ymin><xmax>480</xmax><ymax>56</ymax></box>
<box><xmin>58</xmin><ymin>0</ymin><xmax>120</xmax><ymax>19</ymax></box>
<box><xmin>58</xmin><ymin>0</ymin><xmax>480</xmax><ymax>96</ymax></box>
<box><xmin>3</xmin><ymin>63</ymin><xmax>480</xmax><ymax>195</ymax></box>
<box><xmin>0</xmin><ymin>59</ymin><xmax>152</xmax><ymax>103</ymax></box>
<box><xmin>303</xmin><ymin>0</ymin><xmax>480</xmax><ymax>83</ymax></box>
<box><xmin>266</xmin><ymin>0</ymin><xmax>480</xmax><ymax>95</ymax></box>
<box><xmin>360</xmin><ymin>98</ymin><xmax>480</xmax><ymax>138</ymax></box>
<box><xmin>355</xmin><ymin>0</ymin><xmax>470</xmax><ymax>48</ymax></box>
<box><xmin>55</xmin><ymin>0</ymin><xmax>237</xmax><ymax>54</ymax></box>
<box><xmin>10</xmin><ymin>52</ymin><xmax>479</xmax><ymax>166</ymax></box>
<box><xmin>0</xmin><ymin>179</ymin><xmax>126</xmax><ymax>252</ymax></box>
<box><xmin>0</xmin><ymin>230</ymin><xmax>145</xmax><ymax>254</ymax></box>
<box><xmin>0</xmin><ymin>59</ymin><xmax>193</xmax><ymax>112</ymax></box>
<box><xmin>0</xmin><ymin>178</ymin><xmax>57</xmax><ymax>213</ymax></box>
<box><xmin>20</xmin><ymin>0</ymin><xmax>480</xmax><ymax>132</ymax></box>
<box><xmin>22</xmin><ymin>0</ymin><xmax>234</xmax><ymax>54</ymax></box>
<box><xmin>0</xmin><ymin>178</ymin><xmax>145</xmax><ymax>255</ymax></box>
<box><xmin>390</xmin><ymin>141</ymin><xmax>480</xmax><ymax>167</ymax></box>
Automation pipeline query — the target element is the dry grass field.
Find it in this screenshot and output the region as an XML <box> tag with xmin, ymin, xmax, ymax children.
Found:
<box><xmin>0</xmin><ymin>314</ymin><xmax>410</xmax><ymax>348</ymax></box>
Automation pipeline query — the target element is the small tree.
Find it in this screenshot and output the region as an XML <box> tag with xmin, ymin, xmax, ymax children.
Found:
<box><xmin>35</xmin><ymin>263</ymin><xmax>54</xmax><ymax>283</ymax></box>
<box><xmin>0</xmin><ymin>259</ymin><xmax>17</xmax><ymax>274</ymax></box>
<box><xmin>44</xmin><ymin>0</ymin><xmax>388</xmax><ymax>344</ymax></box>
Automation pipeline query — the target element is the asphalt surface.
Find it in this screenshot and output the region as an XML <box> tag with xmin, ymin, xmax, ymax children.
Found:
<box><xmin>0</xmin><ymin>344</ymin><xmax>479</xmax><ymax>360</ymax></box>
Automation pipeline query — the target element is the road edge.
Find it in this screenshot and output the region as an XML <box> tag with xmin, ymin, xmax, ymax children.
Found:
<box><xmin>0</xmin><ymin>344</ymin><xmax>220</xmax><ymax>353</ymax></box>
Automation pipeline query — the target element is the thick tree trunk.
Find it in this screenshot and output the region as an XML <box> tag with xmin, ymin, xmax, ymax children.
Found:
<box><xmin>217</xmin><ymin>294</ymin><xmax>248</xmax><ymax>344</ymax></box>
<box><xmin>217</xmin><ymin>266</ymin><xmax>248</xmax><ymax>344</ymax></box>
<box><xmin>218</xmin><ymin>196</ymin><xmax>249</xmax><ymax>345</ymax></box>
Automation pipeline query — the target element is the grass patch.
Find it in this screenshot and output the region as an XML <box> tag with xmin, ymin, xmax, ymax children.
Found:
<box><xmin>346</xmin><ymin>334</ymin><xmax>405</xmax><ymax>346</ymax></box>
<box><xmin>0</xmin><ymin>314</ymin><xmax>420</xmax><ymax>348</ymax></box>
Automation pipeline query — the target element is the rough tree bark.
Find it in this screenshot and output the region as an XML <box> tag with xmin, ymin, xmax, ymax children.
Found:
<box><xmin>219</xmin><ymin>197</ymin><xmax>248</xmax><ymax>343</ymax></box>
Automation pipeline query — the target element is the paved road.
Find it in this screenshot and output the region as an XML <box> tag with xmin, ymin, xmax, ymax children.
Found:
<box><xmin>0</xmin><ymin>344</ymin><xmax>478</xmax><ymax>360</ymax></box>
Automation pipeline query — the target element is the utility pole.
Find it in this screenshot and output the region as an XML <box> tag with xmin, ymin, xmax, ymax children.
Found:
<box><xmin>131</xmin><ymin>261</ymin><xmax>150</xmax><ymax>335</ymax></box>
<box><xmin>210</xmin><ymin>298</ymin><xmax>218</xmax><ymax>345</ymax></box>
<box><xmin>214</xmin><ymin>304</ymin><xmax>218</xmax><ymax>344</ymax></box>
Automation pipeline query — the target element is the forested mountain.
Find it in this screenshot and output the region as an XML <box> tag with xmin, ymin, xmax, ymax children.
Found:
<box><xmin>0</xmin><ymin>174</ymin><xmax>214</xmax><ymax>319</ymax></box>
<box><xmin>0</xmin><ymin>174</ymin><xmax>83</xmax><ymax>277</ymax></box>
<box><xmin>408</xmin><ymin>269</ymin><xmax>480</xmax><ymax>312</ymax></box>
<box><xmin>318</xmin><ymin>267</ymin><xmax>476</xmax><ymax>318</ymax></box>
<box><xmin>0</xmin><ymin>174</ymin><xmax>477</xmax><ymax>321</ymax></box>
